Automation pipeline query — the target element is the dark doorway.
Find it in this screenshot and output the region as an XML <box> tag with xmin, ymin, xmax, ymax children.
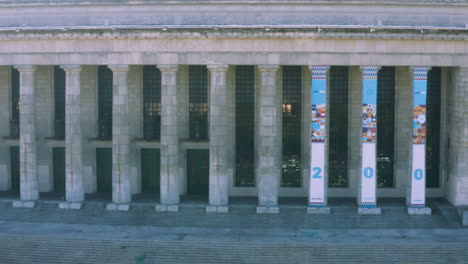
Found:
<box><xmin>10</xmin><ymin>146</ymin><xmax>20</xmax><ymax>193</ymax></box>
<box><xmin>96</xmin><ymin>148</ymin><xmax>112</xmax><ymax>193</ymax></box>
<box><xmin>187</xmin><ymin>149</ymin><xmax>209</xmax><ymax>196</ymax></box>
<box><xmin>141</xmin><ymin>148</ymin><xmax>160</xmax><ymax>194</ymax></box>
<box><xmin>53</xmin><ymin>147</ymin><xmax>66</xmax><ymax>193</ymax></box>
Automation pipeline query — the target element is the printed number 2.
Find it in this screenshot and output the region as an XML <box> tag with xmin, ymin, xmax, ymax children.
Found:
<box><xmin>364</xmin><ymin>167</ymin><xmax>374</xmax><ymax>179</ymax></box>
<box><xmin>414</xmin><ymin>169</ymin><xmax>423</xmax><ymax>180</ymax></box>
<box><xmin>312</xmin><ymin>167</ymin><xmax>322</xmax><ymax>179</ymax></box>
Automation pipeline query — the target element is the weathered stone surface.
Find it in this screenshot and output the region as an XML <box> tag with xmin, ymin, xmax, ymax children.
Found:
<box><xmin>106</xmin><ymin>203</ymin><xmax>130</xmax><ymax>211</ymax></box>
<box><xmin>307</xmin><ymin>207</ymin><xmax>331</xmax><ymax>215</ymax></box>
<box><xmin>58</xmin><ymin>202</ymin><xmax>82</xmax><ymax>210</ymax></box>
<box><xmin>12</xmin><ymin>200</ymin><xmax>35</xmax><ymax>208</ymax></box>
<box><xmin>61</xmin><ymin>65</ymin><xmax>84</xmax><ymax>203</ymax></box>
<box><xmin>257</xmin><ymin>65</ymin><xmax>280</xmax><ymax>208</ymax></box>
<box><xmin>109</xmin><ymin>65</ymin><xmax>131</xmax><ymax>204</ymax></box>
<box><xmin>256</xmin><ymin>206</ymin><xmax>279</xmax><ymax>214</ymax></box>
<box><xmin>358</xmin><ymin>207</ymin><xmax>382</xmax><ymax>215</ymax></box>
<box><xmin>408</xmin><ymin>207</ymin><xmax>432</xmax><ymax>215</ymax></box>
<box><xmin>16</xmin><ymin>65</ymin><xmax>39</xmax><ymax>202</ymax></box>
<box><xmin>158</xmin><ymin>65</ymin><xmax>180</xmax><ymax>207</ymax></box>
<box><xmin>155</xmin><ymin>204</ymin><xmax>179</xmax><ymax>212</ymax></box>
<box><xmin>208</xmin><ymin>65</ymin><xmax>230</xmax><ymax>208</ymax></box>
<box><xmin>206</xmin><ymin>205</ymin><xmax>229</xmax><ymax>213</ymax></box>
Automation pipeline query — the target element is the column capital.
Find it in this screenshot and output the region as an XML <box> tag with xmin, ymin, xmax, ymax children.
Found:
<box><xmin>207</xmin><ymin>64</ymin><xmax>229</xmax><ymax>71</ymax></box>
<box><xmin>308</xmin><ymin>65</ymin><xmax>330</xmax><ymax>71</ymax></box>
<box><xmin>157</xmin><ymin>64</ymin><xmax>179</xmax><ymax>72</ymax></box>
<box><xmin>60</xmin><ymin>65</ymin><xmax>82</xmax><ymax>72</ymax></box>
<box><xmin>409</xmin><ymin>66</ymin><xmax>431</xmax><ymax>79</ymax></box>
<box><xmin>108</xmin><ymin>64</ymin><xmax>129</xmax><ymax>72</ymax></box>
<box><xmin>14</xmin><ymin>65</ymin><xmax>36</xmax><ymax>72</ymax></box>
<box><xmin>360</xmin><ymin>66</ymin><xmax>381</xmax><ymax>79</ymax></box>
<box><xmin>309</xmin><ymin>65</ymin><xmax>330</xmax><ymax>78</ymax></box>
<box><xmin>257</xmin><ymin>64</ymin><xmax>280</xmax><ymax>71</ymax></box>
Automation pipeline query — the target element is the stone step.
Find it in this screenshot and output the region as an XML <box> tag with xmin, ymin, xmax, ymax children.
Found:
<box><xmin>0</xmin><ymin>199</ymin><xmax>462</xmax><ymax>229</ymax></box>
<box><xmin>0</xmin><ymin>235</ymin><xmax>467</xmax><ymax>264</ymax></box>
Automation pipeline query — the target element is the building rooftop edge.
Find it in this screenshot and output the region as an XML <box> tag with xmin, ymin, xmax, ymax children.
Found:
<box><xmin>1</xmin><ymin>0</ymin><xmax>468</xmax><ymax>6</ymax></box>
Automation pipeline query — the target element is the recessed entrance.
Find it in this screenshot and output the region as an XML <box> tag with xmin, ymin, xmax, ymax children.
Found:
<box><xmin>187</xmin><ymin>149</ymin><xmax>209</xmax><ymax>196</ymax></box>
<box><xmin>141</xmin><ymin>148</ymin><xmax>160</xmax><ymax>194</ymax></box>
<box><xmin>52</xmin><ymin>147</ymin><xmax>65</xmax><ymax>193</ymax></box>
<box><xmin>96</xmin><ymin>148</ymin><xmax>112</xmax><ymax>193</ymax></box>
<box><xmin>10</xmin><ymin>146</ymin><xmax>19</xmax><ymax>193</ymax></box>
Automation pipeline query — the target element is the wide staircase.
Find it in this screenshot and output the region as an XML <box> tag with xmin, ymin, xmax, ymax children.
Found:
<box><xmin>0</xmin><ymin>197</ymin><xmax>466</xmax><ymax>263</ymax></box>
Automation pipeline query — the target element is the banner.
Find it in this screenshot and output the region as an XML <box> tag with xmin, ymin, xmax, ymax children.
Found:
<box><xmin>410</xmin><ymin>67</ymin><xmax>429</xmax><ymax>207</ymax></box>
<box><xmin>360</xmin><ymin>66</ymin><xmax>379</xmax><ymax>207</ymax></box>
<box><xmin>309</xmin><ymin>66</ymin><xmax>328</xmax><ymax>207</ymax></box>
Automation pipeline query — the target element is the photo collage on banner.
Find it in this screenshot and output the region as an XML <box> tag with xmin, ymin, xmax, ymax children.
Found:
<box><xmin>309</xmin><ymin>66</ymin><xmax>328</xmax><ymax>207</ymax></box>
<box><xmin>410</xmin><ymin>67</ymin><xmax>429</xmax><ymax>207</ymax></box>
<box><xmin>360</xmin><ymin>66</ymin><xmax>379</xmax><ymax>208</ymax></box>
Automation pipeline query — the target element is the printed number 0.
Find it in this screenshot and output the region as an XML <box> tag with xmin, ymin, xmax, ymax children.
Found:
<box><xmin>312</xmin><ymin>167</ymin><xmax>322</xmax><ymax>179</ymax></box>
<box><xmin>414</xmin><ymin>169</ymin><xmax>423</xmax><ymax>180</ymax></box>
<box><xmin>364</xmin><ymin>167</ymin><xmax>374</xmax><ymax>179</ymax></box>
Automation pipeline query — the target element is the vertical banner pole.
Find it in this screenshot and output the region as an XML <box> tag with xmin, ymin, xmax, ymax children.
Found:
<box><xmin>408</xmin><ymin>67</ymin><xmax>432</xmax><ymax>215</ymax></box>
<box><xmin>358</xmin><ymin>66</ymin><xmax>381</xmax><ymax>214</ymax></box>
<box><xmin>308</xmin><ymin>66</ymin><xmax>330</xmax><ymax>214</ymax></box>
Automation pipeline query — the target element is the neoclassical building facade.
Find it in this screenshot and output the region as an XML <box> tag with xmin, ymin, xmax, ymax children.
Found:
<box><xmin>0</xmin><ymin>0</ymin><xmax>467</xmax><ymax>214</ymax></box>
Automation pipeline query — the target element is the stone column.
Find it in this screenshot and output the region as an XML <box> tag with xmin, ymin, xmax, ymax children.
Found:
<box><xmin>358</xmin><ymin>66</ymin><xmax>381</xmax><ymax>214</ymax></box>
<box><xmin>156</xmin><ymin>64</ymin><xmax>180</xmax><ymax>212</ymax></box>
<box><xmin>59</xmin><ymin>65</ymin><xmax>84</xmax><ymax>209</ymax></box>
<box><xmin>13</xmin><ymin>65</ymin><xmax>38</xmax><ymax>208</ymax></box>
<box><xmin>206</xmin><ymin>64</ymin><xmax>229</xmax><ymax>213</ymax></box>
<box><xmin>107</xmin><ymin>65</ymin><xmax>131</xmax><ymax>211</ymax></box>
<box><xmin>407</xmin><ymin>67</ymin><xmax>432</xmax><ymax>215</ymax></box>
<box><xmin>308</xmin><ymin>66</ymin><xmax>330</xmax><ymax>214</ymax></box>
<box><xmin>256</xmin><ymin>65</ymin><xmax>281</xmax><ymax>214</ymax></box>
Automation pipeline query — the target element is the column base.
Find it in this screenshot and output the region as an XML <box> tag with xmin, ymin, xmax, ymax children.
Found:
<box><xmin>106</xmin><ymin>203</ymin><xmax>130</xmax><ymax>211</ymax></box>
<box><xmin>155</xmin><ymin>204</ymin><xmax>179</xmax><ymax>212</ymax></box>
<box><xmin>12</xmin><ymin>200</ymin><xmax>36</xmax><ymax>208</ymax></box>
<box><xmin>307</xmin><ymin>207</ymin><xmax>331</xmax><ymax>214</ymax></box>
<box><xmin>358</xmin><ymin>207</ymin><xmax>381</xmax><ymax>215</ymax></box>
<box><xmin>58</xmin><ymin>202</ymin><xmax>82</xmax><ymax>210</ymax></box>
<box><xmin>256</xmin><ymin>206</ymin><xmax>279</xmax><ymax>214</ymax></box>
<box><xmin>206</xmin><ymin>205</ymin><xmax>229</xmax><ymax>213</ymax></box>
<box><xmin>408</xmin><ymin>206</ymin><xmax>431</xmax><ymax>215</ymax></box>
<box><xmin>457</xmin><ymin>207</ymin><xmax>468</xmax><ymax>227</ymax></box>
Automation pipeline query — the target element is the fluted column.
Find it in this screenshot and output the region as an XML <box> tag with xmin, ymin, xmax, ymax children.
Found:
<box><xmin>107</xmin><ymin>65</ymin><xmax>131</xmax><ymax>211</ymax></box>
<box><xmin>156</xmin><ymin>64</ymin><xmax>180</xmax><ymax>212</ymax></box>
<box><xmin>58</xmin><ymin>65</ymin><xmax>83</xmax><ymax>209</ymax></box>
<box><xmin>256</xmin><ymin>65</ymin><xmax>281</xmax><ymax>214</ymax></box>
<box><xmin>308</xmin><ymin>66</ymin><xmax>330</xmax><ymax>214</ymax></box>
<box><xmin>358</xmin><ymin>66</ymin><xmax>381</xmax><ymax>214</ymax></box>
<box><xmin>407</xmin><ymin>66</ymin><xmax>432</xmax><ymax>215</ymax></box>
<box><xmin>13</xmin><ymin>65</ymin><xmax>38</xmax><ymax>208</ymax></box>
<box><xmin>206</xmin><ymin>64</ymin><xmax>229</xmax><ymax>213</ymax></box>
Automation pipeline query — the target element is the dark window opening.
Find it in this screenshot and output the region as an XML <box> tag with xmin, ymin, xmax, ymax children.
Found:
<box><xmin>377</xmin><ymin>67</ymin><xmax>396</xmax><ymax>188</ymax></box>
<box><xmin>426</xmin><ymin>67</ymin><xmax>441</xmax><ymax>188</ymax></box>
<box><xmin>235</xmin><ymin>66</ymin><xmax>255</xmax><ymax>187</ymax></box>
<box><xmin>328</xmin><ymin>66</ymin><xmax>349</xmax><ymax>188</ymax></box>
<box><xmin>281</xmin><ymin>66</ymin><xmax>302</xmax><ymax>188</ymax></box>
<box><xmin>54</xmin><ymin>66</ymin><xmax>66</xmax><ymax>139</ymax></box>
<box><xmin>98</xmin><ymin>66</ymin><xmax>113</xmax><ymax>139</ymax></box>
<box><xmin>143</xmin><ymin>66</ymin><xmax>162</xmax><ymax>141</ymax></box>
<box><xmin>10</xmin><ymin>68</ymin><xmax>19</xmax><ymax>138</ymax></box>
<box><xmin>188</xmin><ymin>65</ymin><xmax>208</xmax><ymax>141</ymax></box>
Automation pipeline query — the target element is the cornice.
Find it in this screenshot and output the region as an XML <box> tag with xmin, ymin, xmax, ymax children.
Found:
<box><xmin>1</xmin><ymin>0</ymin><xmax>468</xmax><ymax>7</ymax></box>
<box><xmin>0</xmin><ymin>28</ymin><xmax>467</xmax><ymax>41</ymax></box>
